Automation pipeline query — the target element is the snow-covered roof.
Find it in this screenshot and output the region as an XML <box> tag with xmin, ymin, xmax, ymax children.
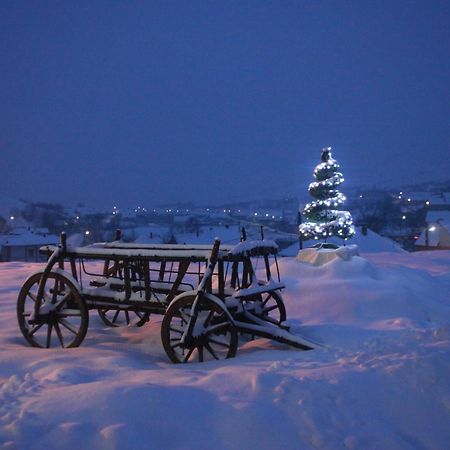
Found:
<box><xmin>427</xmin><ymin>193</ymin><xmax>450</xmax><ymax>206</ymax></box>
<box><xmin>176</xmin><ymin>225</ymin><xmax>241</xmax><ymax>245</ymax></box>
<box><xmin>0</xmin><ymin>231</ymin><xmax>59</xmax><ymax>247</ymax></box>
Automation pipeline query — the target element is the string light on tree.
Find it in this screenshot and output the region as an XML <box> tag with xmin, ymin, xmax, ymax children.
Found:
<box><xmin>299</xmin><ymin>147</ymin><xmax>355</xmax><ymax>241</ymax></box>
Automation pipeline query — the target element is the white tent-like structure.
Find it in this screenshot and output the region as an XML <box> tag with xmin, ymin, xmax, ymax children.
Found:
<box><xmin>415</xmin><ymin>211</ymin><xmax>450</xmax><ymax>250</ymax></box>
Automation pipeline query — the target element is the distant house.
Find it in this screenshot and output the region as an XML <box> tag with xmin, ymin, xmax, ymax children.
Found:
<box><xmin>0</xmin><ymin>230</ymin><xmax>58</xmax><ymax>262</ymax></box>
<box><xmin>415</xmin><ymin>211</ymin><xmax>450</xmax><ymax>250</ymax></box>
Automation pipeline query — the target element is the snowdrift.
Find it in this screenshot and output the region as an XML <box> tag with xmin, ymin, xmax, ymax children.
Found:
<box><xmin>281</xmin><ymin>228</ymin><xmax>404</xmax><ymax>257</ymax></box>
<box><xmin>0</xmin><ymin>251</ymin><xmax>449</xmax><ymax>449</ymax></box>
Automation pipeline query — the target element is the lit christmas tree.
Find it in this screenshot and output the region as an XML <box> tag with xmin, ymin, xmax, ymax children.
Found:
<box><xmin>299</xmin><ymin>147</ymin><xmax>355</xmax><ymax>242</ymax></box>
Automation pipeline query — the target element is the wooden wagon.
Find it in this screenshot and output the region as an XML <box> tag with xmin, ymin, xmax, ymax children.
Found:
<box><xmin>17</xmin><ymin>231</ymin><xmax>315</xmax><ymax>363</ymax></box>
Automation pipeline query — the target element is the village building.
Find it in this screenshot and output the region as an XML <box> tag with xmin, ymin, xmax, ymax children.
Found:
<box><xmin>415</xmin><ymin>210</ymin><xmax>450</xmax><ymax>250</ymax></box>
<box><xmin>0</xmin><ymin>229</ymin><xmax>58</xmax><ymax>262</ymax></box>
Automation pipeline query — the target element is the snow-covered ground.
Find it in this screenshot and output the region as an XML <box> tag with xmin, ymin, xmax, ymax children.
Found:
<box><xmin>1</xmin><ymin>250</ymin><xmax>449</xmax><ymax>449</ymax></box>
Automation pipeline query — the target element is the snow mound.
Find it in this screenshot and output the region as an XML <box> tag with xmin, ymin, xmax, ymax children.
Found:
<box><xmin>296</xmin><ymin>244</ymin><xmax>359</xmax><ymax>266</ymax></box>
<box><xmin>0</xmin><ymin>251</ymin><xmax>449</xmax><ymax>449</ymax></box>
<box><xmin>281</xmin><ymin>227</ymin><xmax>404</xmax><ymax>257</ymax></box>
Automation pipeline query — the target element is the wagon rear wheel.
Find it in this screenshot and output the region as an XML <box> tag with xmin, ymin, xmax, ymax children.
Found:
<box><xmin>242</xmin><ymin>290</ymin><xmax>286</xmax><ymax>325</ymax></box>
<box><xmin>161</xmin><ymin>295</ymin><xmax>238</xmax><ymax>363</ymax></box>
<box><xmin>239</xmin><ymin>291</ymin><xmax>286</xmax><ymax>341</ymax></box>
<box><xmin>253</xmin><ymin>291</ymin><xmax>286</xmax><ymax>325</ymax></box>
<box><xmin>98</xmin><ymin>308</ymin><xmax>150</xmax><ymax>327</ymax></box>
<box><xmin>17</xmin><ymin>272</ymin><xmax>89</xmax><ymax>348</ymax></box>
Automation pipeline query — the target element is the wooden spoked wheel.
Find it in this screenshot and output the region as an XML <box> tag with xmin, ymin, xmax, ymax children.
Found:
<box><xmin>243</xmin><ymin>291</ymin><xmax>287</xmax><ymax>325</ymax></box>
<box><xmin>17</xmin><ymin>272</ymin><xmax>89</xmax><ymax>348</ymax></box>
<box><xmin>98</xmin><ymin>308</ymin><xmax>150</xmax><ymax>327</ymax></box>
<box><xmin>161</xmin><ymin>295</ymin><xmax>238</xmax><ymax>363</ymax></box>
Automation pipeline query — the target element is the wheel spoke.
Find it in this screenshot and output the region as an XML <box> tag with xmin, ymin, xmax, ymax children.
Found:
<box><xmin>169</xmin><ymin>326</ymin><xmax>183</xmax><ymax>334</ymax></box>
<box><xmin>59</xmin><ymin>318</ymin><xmax>78</xmax><ymax>334</ymax></box>
<box><xmin>29</xmin><ymin>323</ymin><xmax>44</xmax><ymax>336</ymax></box>
<box><xmin>204</xmin><ymin>342</ymin><xmax>219</xmax><ymax>360</ymax></box>
<box><xmin>125</xmin><ymin>310</ymin><xmax>130</xmax><ymax>325</ymax></box>
<box><xmin>198</xmin><ymin>345</ymin><xmax>204</xmax><ymax>362</ymax></box>
<box><xmin>208</xmin><ymin>337</ymin><xmax>230</xmax><ymax>348</ymax></box>
<box><xmin>112</xmin><ymin>310</ymin><xmax>120</xmax><ymax>324</ymax></box>
<box><xmin>263</xmin><ymin>305</ymin><xmax>278</xmax><ymax>314</ymax></box>
<box><xmin>27</xmin><ymin>292</ymin><xmax>37</xmax><ymax>302</ymax></box>
<box><xmin>46</xmin><ymin>324</ymin><xmax>53</xmax><ymax>348</ymax></box>
<box><xmin>54</xmin><ymin>321</ymin><xmax>65</xmax><ymax>348</ymax></box>
<box><xmin>182</xmin><ymin>347</ymin><xmax>195</xmax><ymax>363</ymax></box>
<box><xmin>203</xmin><ymin>310</ymin><xmax>215</xmax><ymax>327</ymax></box>
<box><xmin>179</xmin><ymin>310</ymin><xmax>191</xmax><ymax>325</ymax></box>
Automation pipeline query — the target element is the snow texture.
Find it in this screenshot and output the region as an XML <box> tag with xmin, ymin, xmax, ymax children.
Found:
<box><xmin>296</xmin><ymin>245</ymin><xmax>360</xmax><ymax>266</ymax></box>
<box><xmin>230</xmin><ymin>239</ymin><xmax>278</xmax><ymax>256</ymax></box>
<box><xmin>0</xmin><ymin>250</ymin><xmax>450</xmax><ymax>449</ymax></box>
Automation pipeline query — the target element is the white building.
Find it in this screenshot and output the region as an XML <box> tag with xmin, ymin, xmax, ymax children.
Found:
<box><xmin>0</xmin><ymin>230</ymin><xmax>58</xmax><ymax>262</ymax></box>
<box><xmin>415</xmin><ymin>211</ymin><xmax>450</xmax><ymax>250</ymax></box>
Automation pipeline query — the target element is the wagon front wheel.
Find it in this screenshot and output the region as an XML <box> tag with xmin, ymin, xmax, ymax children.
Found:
<box><xmin>161</xmin><ymin>295</ymin><xmax>238</xmax><ymax>363</ymax></box>
<box><xmin>17</xmin><ymin>272</ymin><xmax>89</xmax><ymax>348</ymax></box>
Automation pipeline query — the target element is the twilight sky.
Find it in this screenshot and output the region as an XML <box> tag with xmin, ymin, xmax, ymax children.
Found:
<box><xmin>1</xmin><ymin>1</ymin><xmax>449</xmax><ymax>207</ymax></box>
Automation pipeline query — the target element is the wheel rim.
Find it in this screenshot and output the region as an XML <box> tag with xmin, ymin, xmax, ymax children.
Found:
<box><xmin>98</xmin><ymin>308</ymin><xmax>150</xmax><ymax>327</ymax></box>
<box><xmin>161</xmin><ymin>295</ymin><xmax>238</xmax><ymax>363</ymax></box>
<box><xmin>17</xmin><ymin>272</ymin><xmax>88</xmax><ymax>348</ymax></box>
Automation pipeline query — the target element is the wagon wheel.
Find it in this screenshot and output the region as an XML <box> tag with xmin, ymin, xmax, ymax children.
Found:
<box><xmin>252</xmin><ymin>291</ymin><xmax>287</xmax><ymax>325</ymax></box>
<box><xmin>17</xmin><ymin>272</ymin><xmax>89</xmax><ymax>348</ymax></box>
<box><xmin>242</xmin><ymin>290</ymin><xmax>286</xmax><ymax>325</ymax></box>
<box><xmin>161</xmin><ymin>295</ymin><xmax>238</xmax><ymax>363</ymax></box>
<box><xmin>97</xmin><ymin>308</ymin><xmax>150</xmax><ymax>327</ymax></box>
<box><xmin>106</xmin><ymin>261</ymin><xmax>143</xmax><ymax>279</ymax></box>
<box><xmin>240</xmin><ymin>291</ymin><xmax>286</xmax><ymax>341</ymax></box>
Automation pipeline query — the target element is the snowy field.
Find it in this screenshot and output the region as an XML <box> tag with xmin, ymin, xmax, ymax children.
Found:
<box><xmin>1</xmin><ymin>250</ymin><xmax>450</xmax><ymax>450</ymax></box>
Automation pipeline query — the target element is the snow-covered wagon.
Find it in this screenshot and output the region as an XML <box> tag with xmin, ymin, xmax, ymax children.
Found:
<box><xmin>17</xmin><ymin>231</ymin><xmax>315</xmax><ymax>363</ymax></box>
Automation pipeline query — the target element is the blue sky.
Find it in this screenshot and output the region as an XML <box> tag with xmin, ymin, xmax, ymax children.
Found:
<box><xmin>1</xmin><ymin>1</ymin><xmax>449</xmax><ymax>207</ymax></box>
